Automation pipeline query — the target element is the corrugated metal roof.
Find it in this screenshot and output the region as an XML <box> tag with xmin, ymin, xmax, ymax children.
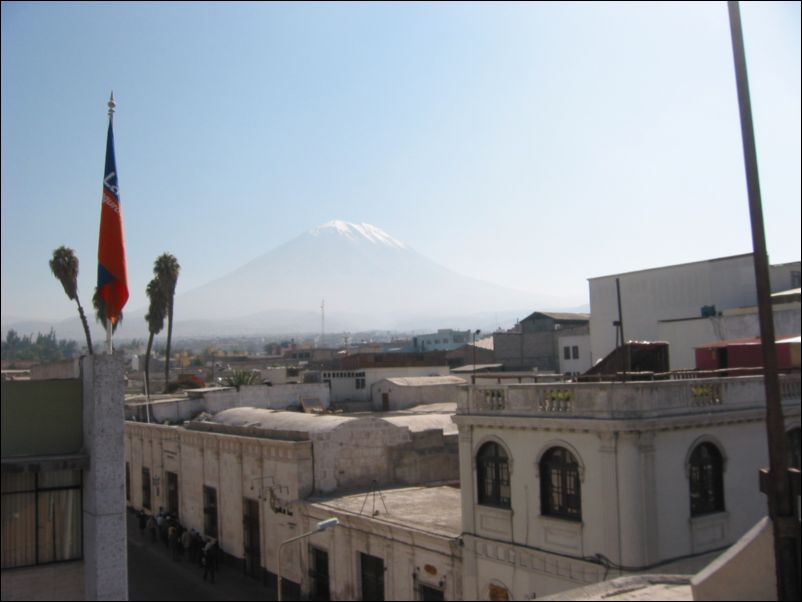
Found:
<box><xmin>451</xmin><ymin>364</ymin><xmax>504</xmax><ymax>373</ymax></box>
<box><xmin>520</xmin><ymin>310</ymin><xmax>590</xmax><ymax>322</ymax></box>
<box><xmin>696</xmin><ymin>335</ymin><xmax>800</xmax><ymax>349</ymax></box>
<box><xmin>379</xmin><ymin>376</ymin><xmax>466</xmax><ymax>387</ymax></box>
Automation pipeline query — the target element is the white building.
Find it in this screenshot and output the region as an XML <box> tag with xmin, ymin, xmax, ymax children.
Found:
<box><xmin>657</xmin><ymin>294</ymin><xmax>801</xmax><ymax>369</ymax></box>
<box><xmin>370</xmin><ymin>375</ymin><xmax>466</xmax><ymax>411</ymax></box>
<box><xmin>125</xmin><ymin>383</ymin><xmax>332</xmax><ymax>424</ymax></box>
<box><xmin>123</xmin><ymin>404</ymin><xmax>459</xmax><ymax>599</ymax></box>
<box><xmin>588</xmin><ymin>254</ymin><xmax>801</xmax><ymax>368</ymax></box>
<box><xmin>557</xmin><ymin>326</ymin><xmax>592</xmax><ymax>376</ymax></box>
<box><xmin>413</xmin><ymin>329</ymin><xmax>472</xmax><ymax>352</ymax></box>
<box><xmin>305</xmin><ymin>485</ymin><xmax>463</xmax><ymax>601</ymax></box>
<box><xmin>453</xmin><ymin>374</ymin><xmax>801</xmax><ymax>600</ymax></box>
<box><xmin>322</xmin><ymin>366</ymin><xmax>451</xmax><ymax>405</ymax></box>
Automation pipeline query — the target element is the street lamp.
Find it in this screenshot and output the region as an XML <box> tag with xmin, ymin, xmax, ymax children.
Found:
<box><xmin>472</xmin><ymin>329</ymin><xmax>481</xmax><ymax>384</ymax></box>
<box><xmin>277</xmin><ymin>517</ymin><xmax>339</xmax><ymax>601</ymax></box>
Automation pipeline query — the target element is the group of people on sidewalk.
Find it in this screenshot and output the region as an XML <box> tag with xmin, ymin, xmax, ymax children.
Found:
<box><xmin>137</xmin><ymin>508</ymin><xmax>220</xmax><ymax>583</ymax></box>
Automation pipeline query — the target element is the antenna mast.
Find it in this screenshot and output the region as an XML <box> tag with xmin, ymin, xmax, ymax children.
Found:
<box><xmin>321</xmin><ymin>299</ymin><xmax>325</xmax><ymax>347</ymax></box>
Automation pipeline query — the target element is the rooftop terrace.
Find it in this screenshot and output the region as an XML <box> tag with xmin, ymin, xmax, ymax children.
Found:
<box><xmin>457</xmin><ymin>373</ymin><xmax>800</xmax><ymax>420</ymax></box>
<box><xmin>308</xmin><ymin>484</ymin><xmax>462</xmax><ymax>538</ymax></box>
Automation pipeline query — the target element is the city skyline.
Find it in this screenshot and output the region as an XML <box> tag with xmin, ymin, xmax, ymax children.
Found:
<box><xmin>2</xmin><ymin>2</ymin><xmax>800</xmax><ymax>326</ymax></box>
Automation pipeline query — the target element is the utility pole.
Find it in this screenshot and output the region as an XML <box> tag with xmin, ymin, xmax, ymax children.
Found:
<box><xmin>320</xmin><ymin>299</ymin><xmax>325</xmax><ymax>348</ymax></box>
<box><xmin>727</xmin><ymin>3</ymin><xmax>799</xmax><ymax>599</ymax></box>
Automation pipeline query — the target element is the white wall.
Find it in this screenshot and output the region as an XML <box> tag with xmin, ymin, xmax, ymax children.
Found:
<box><xmin>125</xmin><ymin>416</ymin><xmax>461</xmax><ymax>597</ymax></box>
<box><xmin>557</xmin><ymin>332</ymin><xmax>592</xmax><ymax>375</ymax></box>
<box><xmin>454</xmin><ymin>376</ymin><xmax>801</xmax><ymax>600</ymax></box>
<box><xmin>369</xmin><ymin>381</ymin><xmax>463</xmax><ymax>410</ymax></box>
<box><xmin>325</xmin><ymin>366</ymin><xmax>450</xmax><ymax>403</ymax></box>
<box><xmin>124</xmin><ymin>422</ymin><xmax>313</xmax><ymax>577</ymax></box>
<box><xmin>135</xmin><ymin>383</ymin><xmax>332</xmax><ymax>424</ymax></box>
<box><xmin>311</xmin><ymin>418</ymin><xmax>410</xmax><ymax>493</ymax></box>
<box><xmin>301</xmin><ymin>506</ymin><xmax>462</xmax><ymax>601</ymax></box>
<box><xmin>589</xmin><ymin>255</ymin><xmax>758</xmax><ymax>365</ymax></box>
<box><xmin>204</xmin><ymin>383</ymin><xmax>330</xmax><ymax>411</ymax></box>
<box><xmin>590</xmin><ymin>256</ymin><xmax>801</xmax><ymax>366</ymax></box>
<box><xmin>657</xmin><ymin>304</ymin><xmax>801</xmax><ymax>369</ymax></box>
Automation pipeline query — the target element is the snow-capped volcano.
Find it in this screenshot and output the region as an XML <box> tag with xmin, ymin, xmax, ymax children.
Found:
<box><xmin>310</xmin><ymin>220</ymin><xmax>407</xmax><ymax>249</ymax></box>
<box><xmin>121</xmin><ymin>220</ymin><xmax>560</xmax><ymax>334</ymax></box>
<box><xmin>9</xmin><ymin>220</ymin><xmax>579</xmax><ymax>339</ymax></box>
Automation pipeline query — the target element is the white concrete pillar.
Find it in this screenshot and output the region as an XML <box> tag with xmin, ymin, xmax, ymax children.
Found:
<box><xmin>597</xmin><ymin>432</ymin><xmax>623</xmax><ymax>572</ymax></box>
<box><xmin>637</xmin><ymin>432</ymin><xmax>660</xmax><ymax>566</ymax></box>
<box><xmin>458</xmin><ymin>427</ymin><xmax>476</xmax><ymax>535</ymax></box>
<box><xmin>618</xmin><ymin>433</ymin><xmax>651</xmax><ymax>567</ymax></box>
<box><xmin>82</xmin><ymin>353</ymin><xmax>128</xmax><ymax>601</ymax></box>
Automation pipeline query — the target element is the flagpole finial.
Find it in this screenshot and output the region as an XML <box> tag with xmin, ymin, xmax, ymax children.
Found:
<box><xmin>108</xmin><ymin>92</ymin><xmax>116</xmax><ymax>118</ymax></box>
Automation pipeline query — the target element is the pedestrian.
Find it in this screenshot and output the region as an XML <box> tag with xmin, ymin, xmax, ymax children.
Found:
<box><xmin>181</xmin><ymin>527</ymin><xmax>191</xmax><ymax>561</ymax></box>
<box><xmin>169</xmin><ymin>524</ymin><xmax>179</xmax><ymax>561</ymax></box>
<box><xmin>137</xmin><ymin>510</ymin><xmax>147</xmax><ymax>537</ymax></box>
<box><xmin>156</xmin><ymin>510</ymin><xmax>168</xmax><ymax>547</ymax></box>
<box><xmin>193</xmin><ymin>530</ymin><xmax>204</xmax><ymax>566</ymax></box>
<box><xmin>147</xmin><ymin>514</ymin><xmax>158</xmax><ymax>543</ymax></box>
<box><xmin>202</xmin><ymin>539</ymin><xmax>217</xmax><ymax>583</ymax></box>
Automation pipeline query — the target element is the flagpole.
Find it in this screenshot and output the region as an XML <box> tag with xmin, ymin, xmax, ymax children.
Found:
<box><xmin>106</xmin><ymin>92</ymin><xmax>116</xmax><ymax>356</ymax></box>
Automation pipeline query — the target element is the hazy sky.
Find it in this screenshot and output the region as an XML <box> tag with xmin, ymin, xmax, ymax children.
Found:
<box><xmin>2</xmin><ymin>1</ymin><xmax>800</xmax><ymax>324</ymax></box>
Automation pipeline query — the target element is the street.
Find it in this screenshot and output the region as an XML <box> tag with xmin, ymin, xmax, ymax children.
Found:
<box><xmin>127</xmin><ymin>511</ymin><xmax>273</xmax><ymax>601</ymax></box>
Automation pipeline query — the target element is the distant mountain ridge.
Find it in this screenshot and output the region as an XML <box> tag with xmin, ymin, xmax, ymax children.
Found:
<box><xmin>3</xmin><ymin>220</ymin><xmax>585</xmax><ymax>339</ymax></box>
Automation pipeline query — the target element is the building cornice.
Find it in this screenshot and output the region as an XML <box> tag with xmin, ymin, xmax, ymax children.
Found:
<box><xmin>453</xmin><ymin>404</ymin><xmax>798</xmax><ymax>434</ymax></box>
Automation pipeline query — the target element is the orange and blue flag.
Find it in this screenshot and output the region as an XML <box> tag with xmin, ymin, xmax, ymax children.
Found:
<box><xmin>97</xmin><ymin>95</ymin><xmax>129</xmax><ymax>324</ymax></box>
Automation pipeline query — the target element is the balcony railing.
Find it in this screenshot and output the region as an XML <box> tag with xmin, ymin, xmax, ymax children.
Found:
<box><xmin>458</xmin><ymin>373</ymin><xmax>801</xmax><ymax>420</ymax></box>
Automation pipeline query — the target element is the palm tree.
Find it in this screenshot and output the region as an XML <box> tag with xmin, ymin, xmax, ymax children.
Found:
<box><xmin>153</xmin><ymin>253</ymin><xmax>180</xmax><ymax>392</ymax></box>
<box><xmin>223</xmin><ymin>369</ymin><xmax>260</xmax><ymax>392</ymax></box>
<box><xmin>144</xmin><ymin>276</ymin><xmax>167</xmax><ymax>403</ymax></box>
<box><xmin>49</xmin><ymin>246</ymin><xmax>93</xmax><ymax>355</ymax></box>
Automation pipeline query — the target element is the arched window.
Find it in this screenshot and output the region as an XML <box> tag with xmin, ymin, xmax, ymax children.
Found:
<box><xmin>476</xmin><ymin>442</ymin><xmax>510</xmax><ymax>508</ymax></box>
<box><xmin>689</xmin><ymin>442</ymin><xmax>725</xmax><ymax>516</ymax></box>
<box><xmin>539</xmin><ymin>447</ymin><xmax>581</xmax><ymax>520</ymax></box>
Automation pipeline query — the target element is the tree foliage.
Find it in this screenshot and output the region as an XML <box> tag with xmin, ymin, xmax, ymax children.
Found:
<box><xmin>49</xmin><ymin>246</ymin><xmax>94</xmax><ymax>355</ymax></box>
<box><xmin>144</xmin><ymin>276</ymin><xmax>168</xmax><ymax>396</ymax></box>
<box><xmin>153</xmin><ymin>253</ymin><xmax>180</xmax><ymax>392</ymax></box>
<box><xmin>2</xmin><ymin>329</ymin><xmax>79</xmax><ymax>362</ymax></box>
<box><xmin>222</xmin><ymin>369</ymin><xmax>260</xmax><ymax>391</ymax></box>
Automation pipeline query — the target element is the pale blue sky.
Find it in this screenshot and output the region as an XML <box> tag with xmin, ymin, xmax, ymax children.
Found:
<box><xmin>2</xmin><ymin>1</ymin><xmax>800</xmax><ymax>324</ymax></box>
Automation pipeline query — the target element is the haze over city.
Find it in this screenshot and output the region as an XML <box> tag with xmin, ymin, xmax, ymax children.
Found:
<box><xmin>2</xmin><ymin>2</ymin><xmax>800</xmax><ymax>335</ymax></box>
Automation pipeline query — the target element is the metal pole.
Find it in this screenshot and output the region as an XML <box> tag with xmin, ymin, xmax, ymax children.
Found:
<box><xmin>472</xmin><ymin>329</ymin><xmax>480</xmax><ymax>385</ymax></box>
<box><xmin>615</xmin><ymin>277</ymin><xmax>624</xmax><ymax>348</ymax></box>
<box><xmin>106</xmin><ymin>323</ymin><xmax>113</xmax><ymax>355</ymax></box>
<box><xmin>727</xmin><ymin>3</ymin><xmax>798</xmax><ymax>599</ymax></box>
<box><xmin>276</xmin><ymin>518</ymin><xmax>338</xmax><ymax>601</ymax></box>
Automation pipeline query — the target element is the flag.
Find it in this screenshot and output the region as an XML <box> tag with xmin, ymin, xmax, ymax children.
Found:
<box><xmin>97</xmin><ymin>94</ymin><xmax>129</xmax><ymax>325</ymax></box>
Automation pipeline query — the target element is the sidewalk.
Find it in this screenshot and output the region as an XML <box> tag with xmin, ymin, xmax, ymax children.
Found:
<box><xmin>127</xmin><ymin>509</ymin><xmax>274</xmax><ymax>601</ymax></box>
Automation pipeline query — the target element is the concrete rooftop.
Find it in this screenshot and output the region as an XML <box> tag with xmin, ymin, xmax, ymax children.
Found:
<box><xmin>539</xmin><ymin>575</ymin><xmax>693</xmax><ymax>601</ymax></box>
<box><xmin>309</xmin><ymin>484</ymin><xmax>462</xmax><ymax>538</ymax></box>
